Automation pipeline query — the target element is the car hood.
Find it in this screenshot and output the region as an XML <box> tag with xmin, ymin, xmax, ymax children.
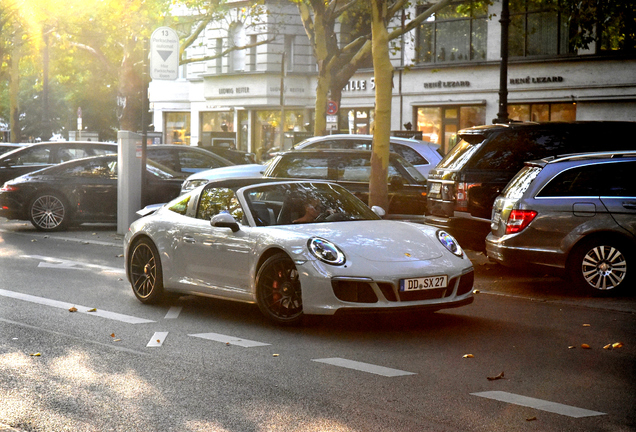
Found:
<box><xmin>273</xmin><ymin>220</ymin><xmax>444</xmax><ymax>262</ymax></box>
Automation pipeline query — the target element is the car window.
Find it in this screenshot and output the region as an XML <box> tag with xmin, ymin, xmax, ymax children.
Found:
<box><xmin>539</xmin><ymin>161</ymin><xmax>636</xmax><ymax>198</ymax></box>
<box><xmin>436</xmin><ymin>139</ymin><xmax>479</xmax><ymax>170</ymax></box>
<box><xmin>391</xmin><ymin>144</ymin><xmax>429</xmax><ymax>165</ymax></box>
<box><xmin>270</xmin><ymin>156</ymin><xmax>330</xmax><ymax>179</ymax></box>
<box><xmin>502</xmin><ymin>165</ymin><xmax>542</xmax><ymax>200</ymax></box>
<box><xmin>180</xmin><ymin>150</ymin><xmax>225</xmax><ymax>173</ymax></box>
<box><xmin>58</xmin><ymin>147</ymin><xmax>92</xmax><ymax>163</ymax></box>
<box><xmin>168</xmin><ymin>195</ymin><xmax>191</xmax><ymax>216</ymax></box>
<box><xmin>472</xmin><ymin>131</ymin><xmax>569</xmax><ymax>171</ymax></box>
<box><xmin>197</xmin><ymin>187</ymin><xmax>244</xmax><ymax>221</ymax></box>
<box><xmin>147</xmin><ymin>148</ymin><xmax>176</xmax><ymax>171</ymax></box>
<box><xmin>339</xmin><ymin>156</ymin><xmax>371</xmax><ymax>181</ymax></box>
<box><xmin>11</xmin><ymin>147</ymin><xmax>51</xmax><ymax>166</ymax></box>
<box><xmin>92</xmin><ymin>147</ymin><xmax>117</xmax><ymax>156</ymax></box>
<box><xmin>60</xmin><ymin>159</ymin><xmax>114</xmax><ymax>178</ymax></box>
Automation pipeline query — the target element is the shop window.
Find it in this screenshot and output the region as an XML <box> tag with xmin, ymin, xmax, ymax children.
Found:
<box><xmin>254</xmin><ymin>110</ymin><xmax>305</xmax><ymax>162</ymax></box>
<box><xmin>416</xmin><ymin>105</ymin><xmax>485</xmax><ymax>153</ymax></box>
<box><xmin>508</xmin><ymin>103</ymin><xmax>576</xmax><ymax>122</ymax></box>
<box><xmin>229</xmin><ymin>22</ymin><xmax>246</xmax><ymax>72</ymax></box>
<box><xmin>416</xmin><ymin>1</ymin><xmax>487</xmax><ymax>64</ymax></box>
<box><xmin>165</xmin><ymin>112</ymin><xmax>191</xmax><ymax>146</ymax></box>
<box><xmin>510</xmin><ymin>0</ymin><xmax>574</xmax><ymax>57</ymax></box>
<box><xmin>341</xmin><ymin>109</ymin><xmax>374</xmax><ymax>135</ymax></box>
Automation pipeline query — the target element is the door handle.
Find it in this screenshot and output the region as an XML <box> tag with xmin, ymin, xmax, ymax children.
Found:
<box><xmin>622</xmin><ymin>201</ymin><xmax>636</xmax><ymax>210</ymax></box>
<box><xmin>183</xmin><ymin>236</ymin><xmax>195</xmax><ymax>244</ymax></box>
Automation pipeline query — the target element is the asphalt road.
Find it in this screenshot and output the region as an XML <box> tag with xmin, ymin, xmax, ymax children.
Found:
<box><xmin>1</xmin><ymin>220</ymin><xmax>634</xmax><ymax>432</ymax></box>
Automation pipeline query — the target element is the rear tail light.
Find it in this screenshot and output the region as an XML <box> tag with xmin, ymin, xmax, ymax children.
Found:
<box><xmin>455</xmin><ymin>182</ymin><xmax>480</xmax><ymax>212</ymax></box>
<box><xmin>505</xmin><ymin>210</ymin><xmax>537</xmax><ymax>234</ymax></box>
<box><xmin>0</xmin><ymin>184</ymin><xmax>18</xmax><ymax>192</ymax></box>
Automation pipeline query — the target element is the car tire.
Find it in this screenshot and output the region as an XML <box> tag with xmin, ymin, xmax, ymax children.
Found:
<box><xmin>255</xmin><ymin>252</ymin><xmax>304</xmax><ymax>325</ymax></box>
<box><xmin>568</xmin><ymin>237</ymin><xmax>632</xmax><ymax>295</ymax></box>
<box><xmin>129</xmin><ymin>238</ymin><xmax>165</xmax><ymax>304</ymax></box>
<box><xmin>29</xmin><ymin>192</ymin><xmax>70</xmax><ymax>231</ymax></box>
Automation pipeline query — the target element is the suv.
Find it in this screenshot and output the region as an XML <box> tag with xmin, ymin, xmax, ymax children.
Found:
<box><xmin>146</xmin><ymin>145</ymin><xmax>234</xmax><ymax>178</ymax></box>
<box><xmin>0</xmin><ymin>141</ymin><xmax>117</xmax><ymax>185</ymax></box>
<box><xmin>485</xmin><ymin>151</ymin><xmax>636</xmax><ymax>294</ymax></box>
<box><xmin>291</xmin><ymin>134</ymin><xmax>443</xmax><ymax>177</ymax></box>
<box><xmin>263</xmin><ymin>149</ymin><xmax>429</xmax><ymax>221</ymax></box>
<box><xmin>425</xmin><ymin>122</ymin><xmax>636</xmax><ymax>249</ymax></box>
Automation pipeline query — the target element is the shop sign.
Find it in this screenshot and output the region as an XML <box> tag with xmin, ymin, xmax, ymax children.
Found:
<box><xmin>423</xmin><ymin>80</ymin><xmax>470</xmax><ymax>89</ymax></box>
<box><xmin>218</xmin><ymin>86</ymin><xmax>250</xmax><ymax>95</ymax></box>
<box><xmin>343</xmin><ymin>78</ymin><xmax>376</xmax><ymax>92</ymax></box>
<box><xmin>510</xmin><ymin>76</ymin><xmax>564</xmax><ymax>85</ymax></box>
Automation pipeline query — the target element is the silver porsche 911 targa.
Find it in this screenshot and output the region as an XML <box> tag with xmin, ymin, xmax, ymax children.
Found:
<box><xmin>124</xmin><ymin>178</ymin><xmax>474</xmax><ymax>325</ymax></box>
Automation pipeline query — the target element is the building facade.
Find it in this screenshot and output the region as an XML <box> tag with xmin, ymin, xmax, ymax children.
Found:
<box><xmin>149</xmin><ymin>0</ymin><xmax>636</xmax><ymax>159</ymax></box>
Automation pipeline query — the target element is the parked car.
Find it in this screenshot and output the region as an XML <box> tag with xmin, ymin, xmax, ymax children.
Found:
<box><xmin>146</xmin><ymin>145</ymin><xmax>235</xmax><ymax>178</ymax></box>
<box><xmin>125</xmin><ymin>178</ymin><xmax>474</xmax><ymax>325</ymax></box>
<box><xmin>263</xmin><ymin>149</ymin><xmax>429</xmax><ymax>222</ymax></box>
<box><xmin>485</xmin><ymin>151</ymin><xmax>636</xmax><ymax>294</ymax></box>
<box><xmin>0</xmin><ymin>155</ymin><xmax>183</xmax><ymax>231</ymax></box>
<box><xmin>0</xmin><ymin>141</ymin><xmax>117</xmax><ymax>185</ymax></box>
<box><xmin>180</xmin><ymin>163</ymin><xmax>267</xmax><ymax>194</ymax></box>
<box><xmin>425</xmin><ymin>122</ymin><xmax>636</xmax><ymax>249</ymax></box>
<box><xmin>0</xmin><ymin>143</ymin><xmax>27</xmax><ymax>155</ymax></box>
<box><xmin>291</xmin><ymin>134</ymin><xmax>443</xmax><ymax>177</ymax></box>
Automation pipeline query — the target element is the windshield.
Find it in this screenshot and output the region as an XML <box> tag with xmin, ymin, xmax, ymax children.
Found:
<box><xmin>242</xmin><ymin>182</ymin><xmax>380</xmax><ymax>226</ymax></box>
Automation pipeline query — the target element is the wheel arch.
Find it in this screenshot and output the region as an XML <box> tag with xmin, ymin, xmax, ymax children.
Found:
<box><xmin>255</xmin><ymin>247</ymin><xmax>290</xmax><ymax>277</ymax></box>
<box><xmin>566</xmin><ymin>230</ymin><xmax>635</xmax><ymax>266</ymax></box>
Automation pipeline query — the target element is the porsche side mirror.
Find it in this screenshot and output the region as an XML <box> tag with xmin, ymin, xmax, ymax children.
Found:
<box><xmin>371</xmin><ymin>206</ymin><xmax>386</xmax><ymax>218</ymax></box>
<box><xmin>211</xmin><ymin>213</ymin><xmax>240</xmax><ymax>232</ymax></box>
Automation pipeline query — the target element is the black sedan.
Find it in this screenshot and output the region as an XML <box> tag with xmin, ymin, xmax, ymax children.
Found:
<box><xmin>0</xmin><ymin>155</ymin><xmax>183</xmax><ymax>231</ymax></box>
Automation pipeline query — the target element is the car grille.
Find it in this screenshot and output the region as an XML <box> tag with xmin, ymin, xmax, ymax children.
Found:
<box><xmin>331</xmin><ymin>272</ymin><xmax>474</xmax><ymax>304</ymax></box>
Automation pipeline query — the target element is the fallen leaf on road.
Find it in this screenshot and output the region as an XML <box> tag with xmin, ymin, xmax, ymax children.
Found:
<box><xmin>87</xmin><ymin>308</ymin><xmax>97</xmax><ymax>312</ymax></box>
<box><xmin>487</xmin><ymin>371</ymin><xmax>505</xmax><ymax>381</ymax></box>
<box><xmin>31</xmin><ymin>239</ymin><xmax>37</xmax><ymax>242</ymax></box>
<box><xmin>113</xmin><ymin>339</ymin><xmax>121</xmax><ymax>342</ymax></box>
<box><xmin>526</xmin><ymin>416</ymin><xmax>537</xmax><ymax>421</ymax></box>
<box><xmin>69</xmin><ymin>307</ymin><xmax>78</xmax><ymax>312</ymax></box>
<box><xmin>568</xmin><ymin>346</ymin><xmax>575</xmax><ymax>349</ymax></box>
<box><xmin>473</xmin><ymin>289</ymin><xmax>480</xmax><ymax>294</ymax></box>
<box><xmin>581</xmin><ymin>344</ymin><xmax>591</xmax><ymax>349</ymax></box>
<box><xmin>116</xmin><ymin>254</ymin><xmax>123</xmax><ymax>258</ymax></box>
<box><xmin>613</xmin><ymin>342</ymin><xmax>624</xmax><ymax>349</ymax></box>
<box><xmin>30</xmin><ymin>353</ymin><xmax>41</xmax><ymax>357</ymax></box>
<box><xmin>463</xmin><ymin>354</ymin><xmax>474</xmax><ymax>358</ymax></box>
<box><xmin>273</xmin><ymin>354</ymin><xmax>279</xmax><ymax>357</ymax></box>
<box><xmin>582</xmin><ymin>324</ymin><xmax>591</xmax><ymax>327</ymax></box>
<box><xmin>110</xmin><ymin>333</ymin><xmax>116</xmax><ymax>338</ymax></box>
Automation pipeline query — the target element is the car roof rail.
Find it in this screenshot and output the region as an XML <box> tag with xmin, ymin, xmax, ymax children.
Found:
<box><xmin>548</xmin><ymin>150</ymin><xmax>636</xmax><ymax>163</ymax></box>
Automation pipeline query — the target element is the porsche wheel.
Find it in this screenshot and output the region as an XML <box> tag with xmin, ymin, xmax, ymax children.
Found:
<box><xmin>568</xmin><ymin>238</ymin><xmax>631</xmax><ymax>295</ymax></box>
<box><xmin>129</xmin><ymin>238</ymin><xmax>164</xmax><ymax>303</ymax></box>
<box><xmin>256</xmin><ymin>253</ymin><xmax>304</xmax><ymax>325</ymax></box>
<box><xmin>29</xmin><ymin>192</ymin><xmax>69</xmax><ymax>231</ymax></box>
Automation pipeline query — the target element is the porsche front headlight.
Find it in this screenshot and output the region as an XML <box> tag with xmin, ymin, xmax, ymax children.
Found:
<box><xmin>308</xmin><ymin>237</ymin><xmax>346</xmax><ymax>266</ymax></box>
<box><xmin>437</xmin><ymin>230</ymin><xmax>463</xmax><ymax>257</ymax></box>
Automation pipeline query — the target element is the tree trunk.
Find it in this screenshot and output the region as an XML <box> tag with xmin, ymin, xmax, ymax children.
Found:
<box><xmin>368</xmin><ymin>0</ymin><xmax>393</xmax><ymax>212</ymax></box>
<box><xmin>118</xmin><ymin>38</ymin><xmax>143</xmax><ymax>132</ymax></box>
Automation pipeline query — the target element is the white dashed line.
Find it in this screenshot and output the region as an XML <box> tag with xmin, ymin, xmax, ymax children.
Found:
<box><xmin>164</xmin><ymin>306</ymin><xmax>182</xmax><ymax>319</ymax></box>
<box><xmin>147</xmin><ymin>332</ymin><xmax>169</xmax><ymax>347</ymax></box>
<box><xmin>312</xmin><ymin>358</ymin><xmax>416</xmax><ymax>377</ymax></box>
<box><xmin>189</xmin><ymin>332</ymin><xmax>271</xmax><ymax>347</ymax></box>
<box><xmin>471</xmin><ymin>391</ymin><xmax>606</xmax><ymax>418</ymax></box>
<box><xmin>0</xmin><ymin>289</ymin><xmax>155</xmax><ymax>324</ymax></box>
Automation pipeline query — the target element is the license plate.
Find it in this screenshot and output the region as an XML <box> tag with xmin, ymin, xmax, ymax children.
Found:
<box><xmin>400</xmin><ymin>275</ymin><xmax>448</xmax><ymax>291</ymax></box>
<box><xmin>430</xmin><ymin>182</ymin><xmax>441</xmax><ymax>194</ymax></box>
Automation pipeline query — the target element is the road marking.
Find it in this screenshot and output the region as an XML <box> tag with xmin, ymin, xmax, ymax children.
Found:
<box><xmin>471</xmin><ymin>391</ymin><xmax>606</xmax><ymax>418</ymax></box>
<box><xmin>189</xmin><ymin>332</ymin><xmax>270</xmax><ymax>347</ymax></box>
<box><xmin>164</xmin><ymin>306</ymin><xmax>182</xmax><ymax>319</ymax></box>
<box><xmin>147</xmin><ymin>332</ymin><xmax>169</xmax><ymax>347</ymax></box>
<box><xmin>312</xmin><ymin>358</ymin><xmax>416</xmax><ymax>377</ymax></box>
<box><xmin>23</xmin><ymin>254</ymin><xmax>125</xmax><ymax>275</ymax></box>
<box><xmin>0</xmin><ymin>288</ymin><xmax>154</xmax><ymax>324</ymax></box>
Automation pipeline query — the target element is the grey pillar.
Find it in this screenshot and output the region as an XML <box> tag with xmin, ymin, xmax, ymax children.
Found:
<box><xmin>117</xmin><ymin>131</ymin><xmax>142</xmax><ymax>234</ymax></box>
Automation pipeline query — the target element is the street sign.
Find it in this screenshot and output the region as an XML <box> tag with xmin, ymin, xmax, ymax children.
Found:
<box><xmin>150</xmin><ymin>27</ymin><xmax>179</xmax><ymax>80</ymax></box>
<box><xmin>326</xmin><ymin>100</ymin><xmax>338</xmax><ymax>115</ymax></box>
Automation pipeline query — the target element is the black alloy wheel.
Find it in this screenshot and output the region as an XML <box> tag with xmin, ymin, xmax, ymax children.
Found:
<box><xmin>256</xmin><ymin>253</ymin><xmax>304</xmax><ymax>325</ymax></box>
<box><xmin>569</xmin><ymin>238</ymin><xmax>631</xmax><ymax>295</ymax></box>
<box><xmin>129</xmin><ymin>238</ymin><xmax>165</xmax><ymax>303</ymax></box>
<box><xmin>29</xmin><ymin>192</ymin><xmax>70</xmax><ymax>231</ymax></box>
